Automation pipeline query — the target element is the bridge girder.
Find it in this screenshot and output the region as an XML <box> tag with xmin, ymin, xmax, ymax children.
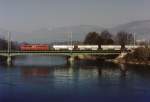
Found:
<box><xmin>0</xmin><ymin>51</ymin><xmax>121</xmax><ymax>57</ymax></box>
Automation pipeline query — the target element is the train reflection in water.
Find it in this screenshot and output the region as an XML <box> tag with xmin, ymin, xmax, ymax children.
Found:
<box><xmin>21</xmin><ymin>65</ymin><xmax>70</xmax><ymax>77</ymax></box>
<box><xmin>20</xmin><ymin>62</ymin><xmax>127</xmax><ymax>80</ymax></box>
<box><xmin>22</xmin><ymin>67</ymin><xmax>51</xmax><ymax>77</ymax></box>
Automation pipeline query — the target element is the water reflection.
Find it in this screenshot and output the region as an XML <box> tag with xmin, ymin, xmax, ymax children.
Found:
<box><xmin>119</xmin><ymin>64</ymin><xmax>128</xmax><ymax>79</ymax></box>
<box><xmin>1</xmin><ymin>62</ymin><xmax>150</xmax><ymax>102</ymax></box>
<box><xmin>22</xmin><ymin>67</ymin><xmax>51</xmax><ymax>77</ymax></box>
<box><xmin>20</xmin><ymin>65</ymin><xmax>101</xmax><ymax>79</ymax></box>
<box><xmin>18</xmin><ymin>62</ymin><xmax>128</xmax><ymax>82</ymax></box>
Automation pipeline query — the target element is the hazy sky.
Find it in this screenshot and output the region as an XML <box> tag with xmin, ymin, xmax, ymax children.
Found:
<box><xmin>0</xmin><ymin>0</ymin><xmax>150</xmax><ymax>32</ymax></box>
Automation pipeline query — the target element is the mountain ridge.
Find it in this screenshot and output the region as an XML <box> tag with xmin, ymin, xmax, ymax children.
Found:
<box><xmin>0</xmin><ymin>20</ymin><xmax>150</xmax><ymax>42</ymax></box>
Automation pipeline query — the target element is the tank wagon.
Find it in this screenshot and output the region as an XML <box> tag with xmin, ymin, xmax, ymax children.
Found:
<box><xmin>77</xmin><ymin>45</ymin><xmax>98</xmax><ymax>50</ymax></box>
<box><xmin>125</xmin><ymin>45</ymin><xmax>142</xmax><ymax>50</ymax></box>
<box><xmin>101</xmin><ymin>45</ymin><xmax>121</xmax><ymax>50</ymax></box>
<box><xmin>52</xmin><ymin>45</ymin><xmax>74</xmax><ymax>50</ymax></box>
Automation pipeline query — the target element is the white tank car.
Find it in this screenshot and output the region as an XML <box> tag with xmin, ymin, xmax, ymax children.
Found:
<box><xmin>101</xmin><ymin>45</ymin><xmax>121</xmax><ymax>50</ymax></box>
<box><xmin>53</xmin><ymin>45</ymin><xmax>74</xmax><ymax>50</ymax></box>
<box><xmin>77</xmin><ymin>45</ymin><xmax>98</xmax><ymax>50</ymax></box>
<box><xmin>125</xmin><ymin>45</ymin><xmax>142</xmax><ymax>50</ymax></box>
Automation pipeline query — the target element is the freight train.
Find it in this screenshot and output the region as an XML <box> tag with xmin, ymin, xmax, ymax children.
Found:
<box><xmin>20</xmin><ymin>44</ymin><xmax>141</xmax><ymax>51</ymax></box>
<box><xmin>20</xmin><ymin>44</ymin><xmax>99</xmax><ymax>51</ymax></box>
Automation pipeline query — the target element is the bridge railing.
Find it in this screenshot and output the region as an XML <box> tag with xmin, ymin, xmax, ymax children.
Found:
<box><xmin>0</xmin><ymin>50</ymin><xmax>121</xmax><ymax>53</ymax></box>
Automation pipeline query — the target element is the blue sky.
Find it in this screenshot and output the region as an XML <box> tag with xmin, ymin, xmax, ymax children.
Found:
<box><xmin>0</xmin><ymin>0</ymin><xmax>150</xmax><ymax>32</ymax></box>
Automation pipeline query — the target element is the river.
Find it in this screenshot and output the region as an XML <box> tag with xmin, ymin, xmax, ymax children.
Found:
<box><xmin>0</xmin><ymin>56</ymin><xmax>150</xmax><ymax>102</ymax></box>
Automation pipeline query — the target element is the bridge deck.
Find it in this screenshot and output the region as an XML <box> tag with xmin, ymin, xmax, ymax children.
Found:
<box><xmin>0</xmin><ymin>50</ymin><xmax>121</xmax><ymax>57</ymax></box>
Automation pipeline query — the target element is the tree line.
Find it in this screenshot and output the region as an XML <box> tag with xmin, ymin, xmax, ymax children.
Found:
<box><xmin>0</xmin><ymin>38</ymin><xmax>17</xmax><ymax>50</ymax></box>
<box><xmin>84</xmin><ymin>30</ymin><xmax>134</xmax><ymax>49</ymax></box>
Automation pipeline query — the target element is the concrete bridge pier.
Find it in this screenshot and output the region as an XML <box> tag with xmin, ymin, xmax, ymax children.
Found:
<box><xmin>7</xmin><ymin>56</ymin><xmax>12</xmax><ymax>66</ymax></box>
<box><xmin>67</xmin><ymin>56</ymin><xmax>75</xmax><ymax>66</ymax></box>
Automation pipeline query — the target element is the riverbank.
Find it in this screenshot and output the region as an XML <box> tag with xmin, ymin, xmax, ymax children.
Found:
<box><xmin>111</xmin><ymin>47</ymin><xmax>150</xmax><ymax>66</ymax></box>
<box><xmin>112</xmin><ymin>59</ymin><xmax>150</xmax><ymax>66</ymax></box>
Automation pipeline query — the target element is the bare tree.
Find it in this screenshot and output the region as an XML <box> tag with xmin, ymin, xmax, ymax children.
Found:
<box><xmin>116</xmin><ymin>31</ymin><xmax>134</xmax><ymax>50</ymax></box>
<box><xmin>84</xmin><ymin>32</ymin><xmax>99</xmax><ymax>44</ymax></box>
<box><xmin>84</xmin><ymin>32</ymin><xmax>102</xmax><ymax>49</ymax></box>
<box><xmin>100</xmin><ymin>30</ymin><xmax>114</xmax><ymax>45</ymax></box>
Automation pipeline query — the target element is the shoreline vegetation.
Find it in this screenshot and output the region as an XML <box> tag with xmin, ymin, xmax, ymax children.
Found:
<box><xmin>83</xmin><ymin>31</ymin><xmax>150</xmax><ymax>66</ymax></box>
<box><xmin>111</xmin><ymin>47</ymin><xmax>150</xmax><ymax>65</ymax></box>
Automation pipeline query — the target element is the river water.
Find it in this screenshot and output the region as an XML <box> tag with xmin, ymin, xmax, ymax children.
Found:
<box><xmin>0</xmin><ymin>56</ymin><xmax>150</xmax><ymax>102</ymax></box>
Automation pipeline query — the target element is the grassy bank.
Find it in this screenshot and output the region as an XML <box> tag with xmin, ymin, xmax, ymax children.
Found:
<box><xmin>115</xmin><ymin>47</ymin><xmax>150</xmax><ymax>65</ymax></box>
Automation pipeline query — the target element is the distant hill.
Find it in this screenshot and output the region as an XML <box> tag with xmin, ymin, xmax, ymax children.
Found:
<box><xmin>0</xmin><ymin>20</ymin><xmax>150</xmax><ymax>42</ymax></box>
<box><xmin>110</xmin><ymin>20</ymin><xmax>150</xmax><ymax>40</ymax></box>
<box><xmin>11</xmin><ymin>25</ymin><xmax>104</xmax><ymax>43</ymax></box>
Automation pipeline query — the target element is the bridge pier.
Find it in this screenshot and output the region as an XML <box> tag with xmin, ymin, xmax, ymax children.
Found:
<box><xmin>7</xmin><ymin>56</ymin><xmax>12</xmax><ymax>66</ymax></box>
<box><xmin>67</xmin><ymin>56</ymin><xmax>75</xmax><ymax>66</ymax></box>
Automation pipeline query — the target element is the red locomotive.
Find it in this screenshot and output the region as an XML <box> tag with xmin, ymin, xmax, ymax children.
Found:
<box><xmin>20</xmin><ymin>44</ymin><xmax>49</xmax><ymax>51</ymax></box>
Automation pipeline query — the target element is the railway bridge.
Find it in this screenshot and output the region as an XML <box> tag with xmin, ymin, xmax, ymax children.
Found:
<box><xmin>0</xmin><ymin>50</ymin><xmax>121</xmax><ymax>66</ymax></box>
<box><xmin>0</xmin><ymin>32</ymin><xmax>123</xmax><ymax>66</ymax></box>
